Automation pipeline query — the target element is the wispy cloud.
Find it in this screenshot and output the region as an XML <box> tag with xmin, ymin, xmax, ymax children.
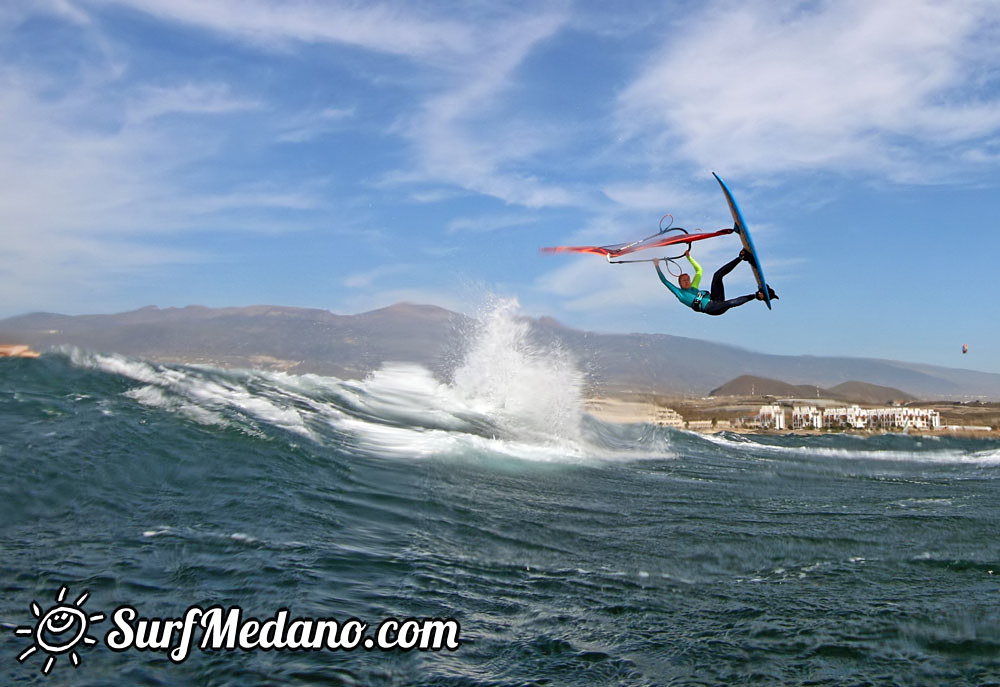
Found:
<box><xmin>96</xmin><ymin>0</ymin><xmax>475</xmax><ymax>60</ymax></box>
<box><xmin>446</xmin><ymin>214</ymin><xmax>536</xmax><ymax>235</ymax></box>
<box><xmin>616</xmin><ymin>0</ymin><xmax>1000</xmax><ymax>180</ymax></box>
<box><xmin>388</xmin><ymin>8</ymin><xmax>577</xmax><ymax>207</ymax></box>
<box><xmin>601</xmin><ymin>180</ymin><xmax>716</xmax><ymax>215</ymax></box>
<box><xmin>342</xmin><ymin>264</ymin><xmax>410</xmax><ymax>290</ymax></box>
<box><xmin>1</xmin><ymin>0</ymin><xmax>91</xmax><ymax>28</ymax></box>
<box><xmin>126</xmin><ymin>83</ymin><xmax>260</xmax><ymax>124</ymax></box>
<box><xmin>277</xmin><ymin>107</ymin><xmax>356</xmax><ymax>143</ymax></box>
<box><xmin>98</xmin><ymin>0</ymin><xmax>578</xmax><ymax>207</ymax></box>
<box><xmin>0</xmin><ymin>61</ymin><xmax>313</xmax><ymax>311</ymax></box>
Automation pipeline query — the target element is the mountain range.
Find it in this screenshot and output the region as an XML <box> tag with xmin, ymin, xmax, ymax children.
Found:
<box><xmin>1</xmin><ymin>303</ymin><xmax>997</xmax><ymax>401</ymax></box>
<box><xmin>708</xmin><ymin>375</ymin><xmax>918</xmax><ymax>404</ymax></box>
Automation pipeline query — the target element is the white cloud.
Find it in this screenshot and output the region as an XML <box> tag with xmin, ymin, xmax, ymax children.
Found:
<box><xmin>1</xmin><ymin>0</ymin><xmax>91</xmax><ymax>28</ymax></box>
<box><xmin>601</xmin><ymin>180</ymin><xmax>716</xmax><ymax>214</ymax></box>
<box><xmin>127</xmin><ymin>83</ymin><xmax>260</xmax><ymax>124</ymax></box>
<box><xmin>0</xmin><ymin>60</ymin><xmax>323</xmax><ymax>313</ymax></box>
<box><xmin>94</xmin><ymin>0</ymin><xmax>578</xmax><ymax>207</ymax></box>
<box><xmin>391</xmin><ymin>9</ymin><xmax>578</xmax><ymax>207</ymax></box>
<box><xmin>342</xmin><ymin>264</ymin><xmax>410</xmax><ymax>290</ymax></box>
<box><xmin>446</xmin><ymin>213</ymin><xmax>536</xmax><ymax>235</ymax></box>
<box><xmin>617</xmin><ymin>0</ymin><xmax>1000</xmax><ymax>180</ymax></box>
<box><xmin>95</xmin><ymin>0</ymin><xmax>475</xmax><ymax>60</ymax></box>
<box><xmin>536</xmin><ymin>256</ymin><xmax>670</xmax><ymax>315</ymax></box>
<box><xmin>277</xmin><ymin>107</ymin><xmax>356</xmax><ymax>143</ymax></box>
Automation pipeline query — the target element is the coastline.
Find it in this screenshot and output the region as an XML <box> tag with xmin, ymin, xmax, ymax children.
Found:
<box><xmin>2</xmin><ymin>346</ymin><xmax>994</xmax><ymax>436</ymax></box>
<box><xmin>584</xmin><ymin>393</ymin><xmax>1000</xmax><ymax>437</ymax></box>
<box><xmin>0</xmin><ymin>344</ymin><xmax>40</xmax><ymax>358</ymax></box>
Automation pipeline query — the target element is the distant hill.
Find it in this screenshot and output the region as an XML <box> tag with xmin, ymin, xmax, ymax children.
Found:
<box><xmin>827</xmin><ymin>381</ymin><xmax>918</xmax><ymax>404</ymax></box>
<box><xmin>710</xmin><ymin>375</ymin><xmax>827</xmax><ymax>399</ymax></box>
<box><xmin>2</xmin><ymin>303</ymin><xmax>999</xmax><ymax>400</ymax></box>
<box><xmin>0</xmin><ymin>303</ymin><xmax>468</xmax><ymax>380</ymax></box>
<box><xmin>709</xmin><ymin>375</ymin><xmax>918</xmax><ymax>404</ymax></box>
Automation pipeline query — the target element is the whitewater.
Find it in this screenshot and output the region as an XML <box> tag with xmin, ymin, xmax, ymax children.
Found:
<box><xmin>2</xmin><ymin>300</ymin><xmax>998</xmax><ymax>686</ymax></box>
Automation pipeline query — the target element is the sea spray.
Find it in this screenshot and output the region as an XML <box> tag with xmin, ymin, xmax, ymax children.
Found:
<box><xmin>450</xmin><ymin>298</ymin><xmax>585</xmax><ymax>443</ymax></box>
<box><xmin>56</xmin><ymin>300</ymin><xmax>591</xmax><ymax>456</ymax></box>
<box><xmin>335</xmin><ymin>298</ymin><xmax>588</xmax><ymax>454</ymax></box>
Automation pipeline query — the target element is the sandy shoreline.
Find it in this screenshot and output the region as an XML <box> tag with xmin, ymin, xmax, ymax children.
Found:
<box><xmin>0</xmin><ymin>344</ymin><xmax>40</xmax><ymax>358</ymax></box>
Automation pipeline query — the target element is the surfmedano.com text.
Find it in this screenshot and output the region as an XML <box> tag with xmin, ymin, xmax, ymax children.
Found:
<box><xmin>106</xmin><ymin>605</ymin><xmax>461</xmax><ymax>662</ymax></box>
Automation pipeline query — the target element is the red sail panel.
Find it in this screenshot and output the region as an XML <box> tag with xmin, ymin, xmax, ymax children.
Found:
<box><xmin>540</xmin><ymin>228</ymin><xmax>733</xmax><ymax>258</ymax></box>
<box><xmin>539</xmin><ymin>244</ymin><xmax>619</xmax><ymax>256</ymax></box>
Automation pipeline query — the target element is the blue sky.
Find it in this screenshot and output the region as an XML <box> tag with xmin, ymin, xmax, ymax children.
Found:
<box><xmin>3</xmin><ymin>0</ymin><xmax>1000</xmax><ymax>372</ymax></box>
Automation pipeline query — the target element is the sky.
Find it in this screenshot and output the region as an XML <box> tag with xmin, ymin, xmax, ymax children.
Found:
<box><xmin>2</xmin><ymin>0</ymin><xmax>1000</xmax><ymax>372</ymax></box>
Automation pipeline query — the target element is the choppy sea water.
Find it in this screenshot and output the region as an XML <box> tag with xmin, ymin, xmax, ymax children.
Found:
<box><xmin>2</xmin><ymin>302</ymin><xmax>999</xmax><ymax>686</ymax></box>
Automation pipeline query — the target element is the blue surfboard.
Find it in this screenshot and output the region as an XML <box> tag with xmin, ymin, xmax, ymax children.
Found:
<box><xmin>713</xmin><ymin>173</ymin><xmax>771</xmax><ymax>310</ymax></box>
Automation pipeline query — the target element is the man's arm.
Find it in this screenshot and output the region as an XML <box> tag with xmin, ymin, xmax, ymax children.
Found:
<box><xmin>655</xmin><ymin>261</ymin><xmax>684</xmax><ymax>300</ymax></box>
<box><xmin>686</xmin><ymin>252</ymin><xmax>703</xmax><ymax>289</ymax></box>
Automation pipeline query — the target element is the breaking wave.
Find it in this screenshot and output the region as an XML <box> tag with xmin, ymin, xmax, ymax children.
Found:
<box><xmin>49</xmin><ymin>297</ymin><xmax>998</xmax><ymax>470</ymax></box>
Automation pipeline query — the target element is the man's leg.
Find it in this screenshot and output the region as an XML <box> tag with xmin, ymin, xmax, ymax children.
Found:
<box><xmin>710</xmin><ymin>255</ymin><xmax>743</xmax><ymax>301</ymax></box>
<box><xmin>701</xmin><ymin>293</ymin><xmax>757</xmax><ymax>317</ymax></box>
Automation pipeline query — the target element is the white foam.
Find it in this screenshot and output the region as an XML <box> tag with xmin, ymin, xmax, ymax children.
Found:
<box><xmin>141</xmin><ymin>527</ymin><xmax>176</xmax><ymax>538</ymax></box>
<box><xmin>699</xmin><ymin>431</ymin><xmax>1000</xmax><ymax>466</ymax></box>
<box><xmin>72</xmin><ymin>348</ymin><xmax>317</xmax><ymax>440</ymax></box>
<box><xmin>339</xmin><ymin>363</ymin><xmax>477</xmax><ymax>433</ymax></box>
<box><xmin>124</xmin><ymin>385</ymin><xmax>229</xmax><ymax>428</ymax></box>
<box><xmin>289</xmin><ymin>297</ymin><xmax>597</xmax><ymax>462</ymax></box>
<box><xmin>58</xmin><ymin>301</ymin><xmax>645</xmax><ymax>464</ymax></box>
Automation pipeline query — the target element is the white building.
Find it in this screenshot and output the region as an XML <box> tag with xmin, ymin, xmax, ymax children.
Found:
<box><xmin>791</xmin><ymin>405</ymin><xmax>823</xmax><ymax>430</ymax></box>
<box><xmin>823</xmin><ymin>405</ymin><xmax>868</xmax><ymax>429</ymax></box>
<box><xmin>757</xmin><ymin>404</ymin><xmax>786</xmax><ymax>430</ymax></box>
<box><xmin>750</xmin><ymin>404</ymin><xmax>944</xmax><ymax>432</ymax></box>
<box><xmin>653</xmin><ymin>406</ymin><xmax>685</xmax><ymax>427</ymax></box>
<box><xmin>823</xmin><ymin>405</ymin><xmax>942</xmax><ymax>431</ymax></box>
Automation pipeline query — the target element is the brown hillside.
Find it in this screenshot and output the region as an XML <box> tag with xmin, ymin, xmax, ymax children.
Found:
<box><xmin>828</xmin><ymin>381</ymin><xmax>917</xmax><ymax>404</ymax></box>
<box><xmin>709</xmin><ymin>375</ymin><xmax>828</xmax><ymax>398</ymax></box>
<box><xmin>710</xmin><ymin>375</ymin><xmax>916</xmax><ymax>403</ymax></box>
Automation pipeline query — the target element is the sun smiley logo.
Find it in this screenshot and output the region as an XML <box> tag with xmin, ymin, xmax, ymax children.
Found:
<box><xmin>14</xmin><ymin>586</ymin><xmax>105</xmax><ymax>676</ymax></box>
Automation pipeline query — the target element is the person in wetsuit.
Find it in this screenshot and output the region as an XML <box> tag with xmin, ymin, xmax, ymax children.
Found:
<box><xmin>654</xmin><ymin>249</ymin><xmax>777</xmax><ymax>316</ymax></box>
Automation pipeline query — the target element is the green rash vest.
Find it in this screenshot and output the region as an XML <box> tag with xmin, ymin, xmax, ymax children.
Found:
<box><xmin>656</xmin><ymin>254</ymin><xmax>707</xmax><ymax>310</ymax></box>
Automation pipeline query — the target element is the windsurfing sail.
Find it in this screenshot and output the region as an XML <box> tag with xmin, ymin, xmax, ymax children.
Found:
<box><xmin>540</xmin><ymin>227</ymin><xmax>734</xmax><ymax>260</ymax></box>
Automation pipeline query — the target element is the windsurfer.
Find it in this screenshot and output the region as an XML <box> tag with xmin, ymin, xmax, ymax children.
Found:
<box><xmin>654</xmin><ymin>250</ymin><xmax>777</xmax><ymax>316</ymax></box>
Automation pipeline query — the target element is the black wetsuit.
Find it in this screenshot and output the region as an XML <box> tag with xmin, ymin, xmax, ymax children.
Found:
<box><xmin>696</xmin><ymin>255</ymin><xmax>758</xmax><ymax>316</ymax></box>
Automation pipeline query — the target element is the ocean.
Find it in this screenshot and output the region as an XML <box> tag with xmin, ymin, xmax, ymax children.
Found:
<box><xmin>2</xmin><ymin>302</ymin><xmax>999</xmax><ymax>686</ymax></box>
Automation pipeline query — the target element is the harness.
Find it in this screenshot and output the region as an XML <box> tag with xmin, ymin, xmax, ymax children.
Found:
<box><xmin>690</xmin><ymin>291</ymin><xmax>708</xmax><ymax>312</ymax></box>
